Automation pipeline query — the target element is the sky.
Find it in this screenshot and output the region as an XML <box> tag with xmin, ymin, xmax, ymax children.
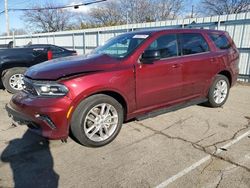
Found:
<box><xmin>0</xmin><ymin>0</ymin><xmax>200</xmax><ymax>35</ymax></box>
<box><xmin>0</xmin><ymin>0</ymin><xmax>98</xmax><ymax>34</ymax></box>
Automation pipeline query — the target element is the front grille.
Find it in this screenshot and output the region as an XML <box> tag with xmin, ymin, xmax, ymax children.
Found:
<box><xmin>23</xmin><ymin>78</ymin><xmax>38</xmax><ymax>96</ymax></box>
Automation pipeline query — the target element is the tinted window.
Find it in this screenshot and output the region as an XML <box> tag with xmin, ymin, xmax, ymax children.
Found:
<box><xmin>147</xmin><ymin>34</ymin><xmax>178</xmax><ymax>58</ymax></box>
<box><xmin>180</xmin><ymin>33</ymin><xmax>209</xmax><ymax>55</ymax></box>
<box><xmin>209</xmin><ymin>33</ymin><xmax>231</xmax><ymax>49</ymax></box>
<box><xmin>50</xmin><ymin>46</ymin><xmax>64</xmax><ymax>53</ymax></box>
<box><xmin>32</xmin><ymin>48</ymin><xmax>46</xmax><ymax>56</ymax></box>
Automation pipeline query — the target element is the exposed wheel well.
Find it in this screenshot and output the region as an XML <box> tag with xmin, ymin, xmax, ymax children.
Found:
<box><xmin>94</xmin><ymin>91</ymin><xmax>128</xmax><ymax>119</ymax></box>
<box><xmin>218</xmin><ymin>70</ymin><xmax>232</xmax><ymax>86</ymax></box>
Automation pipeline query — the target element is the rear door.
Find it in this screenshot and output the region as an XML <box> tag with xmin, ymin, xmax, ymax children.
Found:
<box><xmin>136</xmin><ymin>34</ymin><xmax>184</xmax><ymax>109</ymax></box>
<box><xmin>178</xmin><ymin>33</ymin><xmax>217</xmax><ymax>98</ymax></box>
<box><xmin>32</xmin><ymin>47</ymin><xmax>49</xmax><ymax>64</ymax></box>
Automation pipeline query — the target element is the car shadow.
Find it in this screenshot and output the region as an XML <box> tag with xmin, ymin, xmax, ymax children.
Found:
<box><xmin>1</xmin><ymin>130</ymin><xmax>59</xmax><ymax>188</ymax></box>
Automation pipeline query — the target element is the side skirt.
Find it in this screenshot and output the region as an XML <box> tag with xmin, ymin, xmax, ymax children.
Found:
<box><xmin>136</xmin><ymin>98</ymin><xmax>208</xmax><ymax>121</ymax></box>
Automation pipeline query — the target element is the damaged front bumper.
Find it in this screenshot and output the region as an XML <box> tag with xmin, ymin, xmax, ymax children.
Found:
<box><xmin>5</xmin><ymin>91</ymin><xmax>72</xmax><ymax>140</ymax></box>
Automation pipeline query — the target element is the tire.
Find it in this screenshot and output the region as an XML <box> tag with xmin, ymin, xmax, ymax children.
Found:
<box><xmin>207</xmin><ymin>74</ymin><xmax>230</xmax><ymax>107</ymax></box>
<box><xmin>70</xmin><ymin>94</ymin><xmax>124</xmax><ymax>147</ymax></box>
<box><xmin>2</xmin><ymin>67</ymin><xmax>27</xmax><ymax>94</ymax></box>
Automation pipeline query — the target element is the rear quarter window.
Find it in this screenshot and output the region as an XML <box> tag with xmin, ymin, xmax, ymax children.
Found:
<box><xmin>50</xmin><ymin>46</ymin><xmax>64</xmax><ymax>53</ymax></box>
<box><xmin>208</xmin><ymin>33</ymin><xmax>231</xmax><ymax>50</ymax></box>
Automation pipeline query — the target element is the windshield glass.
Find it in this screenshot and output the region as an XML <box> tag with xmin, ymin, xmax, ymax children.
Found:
<box><xmin>92</xmin><ymin>33</ymin><xmax>149</xmax><ymax>58</ymax></box>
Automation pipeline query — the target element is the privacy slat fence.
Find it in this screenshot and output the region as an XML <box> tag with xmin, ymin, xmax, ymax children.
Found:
<box><xmin>0</xmin><ymin>12</ymin><xmax>250</xmax><ymax>81</ymax></box>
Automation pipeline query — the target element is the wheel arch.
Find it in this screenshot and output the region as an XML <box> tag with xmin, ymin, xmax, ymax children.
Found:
<box><xmin>94</xmin><ymin>91</ymin><xmax>128</xmax><ymax>119</ymax></box>
<box><xmin>71</xmin><ymin>89</ymin><xmax>129</xmax><ymax>121</ymax></box>
<box><xmin>1</xmin><ymin>66</ymin><xmax>28</xmax><ymax>78</ymax></box>
<box><xmin>217</xmin><ymin>70</ymin><xmax>232</xmax><ymax>86</ymax></box>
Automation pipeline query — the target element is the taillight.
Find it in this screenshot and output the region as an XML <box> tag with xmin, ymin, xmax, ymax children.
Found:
<box><xmin>47</xmin><ymin>50</ymin><xmax>53</xmax><ymax>60</ymax></box>
<box><xmin>72</xmin><ymin>52</ymin><xmax>77</xmax><ymax>56</ymax></box>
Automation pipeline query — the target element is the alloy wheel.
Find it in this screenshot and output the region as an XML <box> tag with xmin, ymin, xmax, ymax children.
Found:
<box><xmin>83</xmin><ymin>103</ymin><xmax>119</xmax><ymax>142</ymax></box>
<box><xmin>9</xmin><ymin>74</ymin><xmax>24</xmax><ymax>90</ymax></box>
<box><xmin>213</xmin><ymin>80</ymin><xmax>228</xmax><ymax>104</ymax></box>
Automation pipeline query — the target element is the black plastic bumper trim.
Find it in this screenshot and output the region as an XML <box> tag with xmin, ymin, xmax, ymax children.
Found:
<box><xmin>5</xmin><ymin>103</ymin><xmax>33</xmax><ymax>125</ymax></box>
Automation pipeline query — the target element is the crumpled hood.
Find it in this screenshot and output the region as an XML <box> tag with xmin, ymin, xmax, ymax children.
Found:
<box><xmin>25</xmin><ymin>54</ymin><xmax>120</xmax><ymax>80</ymax></box>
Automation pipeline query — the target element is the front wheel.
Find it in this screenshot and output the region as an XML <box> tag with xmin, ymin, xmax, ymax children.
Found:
<box><xmin>70</xmin><ymin>94</ymin><xmax>124</xmax><ymax>147</ymax></box>
<box><xmin>2</xmin><ymin>67</ymin><xmax>27</xmax><ymax>94</ymax></box>
<box><xmin>207</xmin><ymin>75</ymin><xmax>230</xmax><ymax>107</ymax></box>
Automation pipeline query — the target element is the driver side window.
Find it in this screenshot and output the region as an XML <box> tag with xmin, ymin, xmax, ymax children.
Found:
<box><xmin>147</xmin><ymin>34</ymin><xmax>178</xmax><ymax>58</ymax></box>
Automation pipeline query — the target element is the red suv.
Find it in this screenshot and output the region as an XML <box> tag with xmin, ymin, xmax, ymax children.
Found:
<box><xmin>6</xmin><ymin>29</ymin><xmax>239</xmax><ymax>147</ymax></box>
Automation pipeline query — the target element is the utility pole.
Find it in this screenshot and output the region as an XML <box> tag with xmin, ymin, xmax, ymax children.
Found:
<box><xmin>191</xmin><ymin>5</ymin><xmax>194</xmax><ymax>18</ymax></box>
<box><xmin>5</xmin><ymin>0</ymin><xmax>10</xmax><ymax>36</ymax></box>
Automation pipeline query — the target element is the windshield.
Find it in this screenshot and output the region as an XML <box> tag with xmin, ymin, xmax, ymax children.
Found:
<box><xmin>92</xmin><ymin>33</ymin><xmax>149</xmax><ymax>58</ymax></box>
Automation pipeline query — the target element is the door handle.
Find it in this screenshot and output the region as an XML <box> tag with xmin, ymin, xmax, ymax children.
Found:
<box><xmin>172</xmin><ymin>64</ymin><xmax>180</xmax><ymax>68</ymax></box>
<box><xmin>210</xmin><ymin>58</ymin><xmax>216</xmax><ymax>62</ymax></box>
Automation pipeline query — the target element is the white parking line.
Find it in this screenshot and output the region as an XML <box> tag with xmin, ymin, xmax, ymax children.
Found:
<box><xmin>155</xmin><ymin>130</ymin><xmax>250</xmax><ymax>188</ymax></box>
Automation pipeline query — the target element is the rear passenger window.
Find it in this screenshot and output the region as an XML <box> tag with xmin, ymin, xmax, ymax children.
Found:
<box><xmin>180</xmin><ymin>33</ymin><xmax>209</xmax><ymax>55</ymax></box>
<box><xmin>209</xmin><ymin>34</ymin><xmax>231</xmax><ymax>50</ymax></box>
<box><xmin>147</xmin><ymin>34</ymin><xmax>178</xmax><ymax>58</ymax></box>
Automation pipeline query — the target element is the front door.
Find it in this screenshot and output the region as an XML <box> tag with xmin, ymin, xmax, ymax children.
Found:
<box><xmin>136</xmin><ymin>34</ymin><xmax>183</xmax><ymax>109</ymax></box>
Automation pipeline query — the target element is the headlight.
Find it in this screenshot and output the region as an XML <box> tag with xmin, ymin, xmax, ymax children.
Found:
<box><xmin>33</xmin><ymin>82</ymin><xmax>68</xmax><ymax>97</ymax></box>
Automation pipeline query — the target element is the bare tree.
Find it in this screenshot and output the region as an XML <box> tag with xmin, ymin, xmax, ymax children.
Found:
<box><xmin>11</xmin><ymin>28</ymin><xmax>27</xmax><ymax>35</ymax></box>
<box><xmin>22</xmin><ymin>3</ymin><xmax>75</xmax><ymax>33</ymax></box>
<box><xmin>89</xmin><ymin>1</ymin><xmax>125</xmax><ymax>26</ymax></box>
<box><xmin>74</xmin><ymin>13</ymin><xmax>103</xmax><ymax>29</ymax></box>
<box><xmin>87</xmin><ymin>0</ymin><xmax>184</xmax><ymax>26</ymax></box>
<box><xmin>120</xmin><ymin>0</ymin><xmax>154</xmax><ymax>23</ymax></box>
<box><xmin>151</xmin><ymin>0</ymin><xmax>184</xmax><ymax>20</ymax></box>
<box><xmin>201</xmin><ymin>0</ymin><xmax>250</xmax><ymax>15</ymax></box>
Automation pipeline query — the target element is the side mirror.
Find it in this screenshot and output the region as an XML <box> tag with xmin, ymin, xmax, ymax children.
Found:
<box><xmin>141</xmin><ymin>50</ymin><xmax>161</xmax><ymax>64</ymax></box>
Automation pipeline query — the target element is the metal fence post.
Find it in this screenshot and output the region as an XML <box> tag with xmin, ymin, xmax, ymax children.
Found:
<box><xmin>72</xmin><ymin>33</ymin><xmax>75</xmax><ymax>50</ymax></box>
<box><xmin>53</xmin><ymin>35</ymin><xmax>55</xmax><ymax>45</ymax></box>
<box><xmin>218</xmin><ymin>15</ymin><xmax>221</xmax><ymax>30</ymax></box>
<box><xmin>83</xmin><ymin>32</ymin><xmax>86</xmax><ymax>54</ymax></box>
<box><xmin>96</xmin><ymin>31</ymin><xmax>100</xmax><ymax>47</ymax></box>
<box><xmin>12</xmin><ymin>30</ymin><xmax>15</xmax><ymax>47</ymax></box>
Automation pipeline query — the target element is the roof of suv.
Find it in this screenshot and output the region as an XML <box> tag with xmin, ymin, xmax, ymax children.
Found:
<box><xmin>127</xmin><ymin>28</ymin><xmax>226</xmax><ymax>35</ymax></box>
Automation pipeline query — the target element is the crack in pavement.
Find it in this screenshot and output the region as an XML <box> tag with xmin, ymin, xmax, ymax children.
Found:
<box><xmin>205</xmin><ymin>116</ymin><xmax>250</xmax><ymax>154</ymax></box>
<box><xmin>0</xmin><ymin>126</ymin><xmax>16</xmax><ymax>133</ymax></box>
<box><xmin>203</xmin><ymin>120</ymin><xmax>211</xmax><ymax>135</ymax></box>
<box><xmin>213</xmin><ymin>165</ymin><xmax>238</xmax><ymax>188</ymax></box>
<box><xmin>126</xmin><ymin>124</ymin><xmax>142</xmax><ymax>132</ymax></box>
<box><xmin>200</xmin><ymin>157</ymin><xmax>214</xmax><ymax>174</ymax></box>
<box><xmin>195</xmin><ymin>133</ymin><xmax>216</xmax><ymax>145</ymax></box>
<box><xmin>204</xmin><ymin>123</ymin><xmax>250</xmax><ymax>149</ymax></box>
<box><xmin>161</xmin><ymin>116</ymin><xmax>193</xmax><ymax>131</ymax></box>
<box><xmin>215</xmin><ymin>170</ymin><xmax>224</xmax><ymax>188</ymax></box>
<box><xmin>134</xmin><ymin>120</ymin><xmax>250</xmax><ymax>173</ymax></box>
<box><xmin>0</xmin><ymin>123</ymin><xmax>19</xmax><ymax>133</ymax></box>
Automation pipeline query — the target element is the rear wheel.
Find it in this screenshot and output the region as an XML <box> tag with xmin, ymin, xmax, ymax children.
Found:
<box><xmin>2</xmin><ymin>67</ymin><xmax>27</xmax><ymax>94</ymax></box>
<box><xmin>207</xmin><ymin>75</ymin><xmax>230</xmax><ymax>107</ymax></box>
<box><xmin>70</xmin><ymin>94</ymin><xmax>124</xmax><ymax>147</ymax></box>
